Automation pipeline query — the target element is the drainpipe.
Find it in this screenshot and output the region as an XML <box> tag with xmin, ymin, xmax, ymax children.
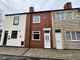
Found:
<box><xmin>21</xmin><ymin>7</ymin><xmax>34</xmax><ymax>56</ymax></box>
<box><xmin>29</xmin><ymin>7</ymin><xmax>34</xmax><ymax>48</ymax></box>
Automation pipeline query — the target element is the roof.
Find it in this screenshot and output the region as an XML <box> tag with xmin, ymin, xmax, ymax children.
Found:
<box><xmin>6</xmin><ymin>8</ymin><xmax>80</xmax><ymax>16</ymax></box>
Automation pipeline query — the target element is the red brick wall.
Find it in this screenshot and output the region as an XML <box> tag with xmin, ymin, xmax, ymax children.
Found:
<box><xmin>25</xmin><ymin>14</ymin><xmax>31</xmax><ymax>48</ymax></box>
<box><xmin>25</xmin><ymin>12</ymin><xmax>53</xmax><ymax>48</ymax></box>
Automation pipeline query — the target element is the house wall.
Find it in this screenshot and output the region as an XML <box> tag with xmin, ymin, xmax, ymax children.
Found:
<box><xmin>0</xmin><ymin>10</ymin><xmax>5</xmax><ymax>45</ymax></box>
<box><xmin>0</xmin><ymin>25</ymin><xmax>3</xmax><ymax>30</ymax></box>
<box><xmin>0</xmin><ymin>26</ymin><xmax>3</xmax><ymax>42</ymax></box>
<box><xmin>52</xmin><ymin>10</ymin><xmax>80</xmax><ymax>49</ymax></box>
<box><xmin>25</xmin><ymin>12</ymin><xmax>53</xmax><ymax>48</ymax></box>
<box><xmin>0</xmin><ymin>14</ymin><xmax>26</xmax><ymax>47</ymax></box>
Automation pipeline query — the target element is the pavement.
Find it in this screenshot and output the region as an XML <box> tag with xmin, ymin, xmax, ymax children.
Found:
<box><xmin>0</xmin><ymin>55</ymin><xmax>64</xmax><ymax>60</ymax></box>
<box><xmin>24</xmin><ymin>48</ymin><xmax>80</xmax><ymax>60</ymax></box>
<box><xmin>0</xmin><ymin>47</ymin><xmax>27</xmax><ymax>56</ymax></box>
<box><xmin>0</xmin><ymin>47</ymin><xmax>80</xmax><ymax>60</ymax></box>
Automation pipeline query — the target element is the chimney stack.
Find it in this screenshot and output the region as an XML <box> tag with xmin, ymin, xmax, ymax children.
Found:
<box><xmin>64</xmin><ymin>2</ymin><xmax>72</xmax><ymax>9</ymax></box>
<box><xmin>29</xmin><ymin>7</ymin><xmax>34</xmax><ymax>12</ymax></box>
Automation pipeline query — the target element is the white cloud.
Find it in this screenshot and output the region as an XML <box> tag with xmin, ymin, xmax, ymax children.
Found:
<box><xmin>0</xmin><ymin>0</ymin><xmax>79</xmax><ymax>14</ymax></box>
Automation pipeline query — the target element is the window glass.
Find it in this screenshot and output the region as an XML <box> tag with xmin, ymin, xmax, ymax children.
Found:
<box><xmin>45</xmin><ymin>31</ymin><xmax>49</xmax><ymax>33</ymax></box>
<box><xmin>33</xmin><ymin>16</ymin><xmax>40</xmax><ymax>23</ymax></box>
<box><xmin>45</xmin><ymin>35</ymin><xmax>49</xmax><ymax>40</ymax></box>
<box><xmin>32</xmin><ymin>31</ymin><xmax>40</xmax><ymax>40</ymax></box>
<box><xmin>76</xmin><ymin>32</ymin><xmax>80</xmax><ymax>40</ymax></box>
<box><xmin>66</xmin><ymin>12</ymin><xmax>73</xmax><ymax>19</ymax></box>
<box><xmin>66</xmin><ymin>32</ymin><xmax>71</xmax><ymax>40</ymax></box>
<box><xmin>66</xmin><ymin>31</ymin><xmax>80</xmax><ymax>41</ymax></box>
<box><xmin>71</xmin><ymin>32</ymin><xmax>76</xmax><ymax>40</ymax></box>
<box><xmin>55</xmin><ymin>13</ymin><xmax>60</xmax><ymax>20</ymax></box>
<box><xmin>13</xmin><ymin>16</ymin><xmax>19</xmax><ymax>25</ymax></box>
<box><xmin>61</xmin><ymin>12</ymin><xmax>64</xmax><ymax>20</ymax></box>
<box><xmin>34</xmin><ymin>34</ymin><xmax>39</xmax><ymax>39</ymax></box>
<box><xmin>55</xmin><ymin>12</ymin><xmax>64</xmax><ymax>20</ymax></box>
<box><xmin>11</xmin><ymin>31</ymin><xmax>18</xmax><ymax>39</ymax></box>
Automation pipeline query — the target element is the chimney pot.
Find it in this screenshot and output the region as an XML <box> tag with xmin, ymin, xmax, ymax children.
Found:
<box><xmin>64</xmin><ymin>2</ymin><xmax>72</xmax><ymax>9</ymax></box>
<box><xmin>29</xmin><ymin>7</ymin><xmax>34</xmax><ymax>12</ymax></box>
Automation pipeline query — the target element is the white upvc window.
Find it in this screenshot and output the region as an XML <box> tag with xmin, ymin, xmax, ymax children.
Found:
<box><xmin>13</xmin><ymin>16</ymin><xmax>19</xmax><ymax>25</ymax></box>
<box><xmin>55</xmin><ymin>12</ymin><xmax>64</xmax><ymax>20</ymax></box>
<box><xmin>33</xmin><ymin>16</ymin><xmax>40</xmax><ymax>23</ymax></box>
<box><xmin>11</xmin><ymin>31</ymin><xmax>18</xmax><ymax>39</ymax></box>
<box><xmin>32</xmin><ymin>31</ymin><xmax>40</xmax><ymax>40</ymax></box>
<box><xmin>66</xmin><ymin>32</ymin><xmax>80</xmax><ymax>41</ymax></box>
<box><xmin>66</xmin><ymin>12</ymin><xmax>73</xmax><ymax>20</ymax></box>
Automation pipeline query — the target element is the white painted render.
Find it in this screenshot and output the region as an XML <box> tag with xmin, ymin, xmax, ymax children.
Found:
<box><xmin>0</xmin><ymin>14</ymin><xmax>27</xmax><ymax>47</ymax></box>
<box><xmin>0</xmin><ymin>25</ymin><xmax>3</xmax><ymax>30</ymax></box>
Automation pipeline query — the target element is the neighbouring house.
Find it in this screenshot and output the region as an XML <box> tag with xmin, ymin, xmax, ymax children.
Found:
<box><xmin>0</xmin><ymin>25</ymin><xmax>3</xmax><ymax>44</ymax></box>
<box><xmin>0</xmin><ymin>10</ymin><xmax>5</xmax><ymax>45</ymax></box>
<box><xmin>0</xmin><ymin>13</ymin><xmax>26</xmax><ymax>47</ymax></box>
<box><xmin>52</xmin><ymin>2</ymin><xmax>80</xmax><ymax>49</ymax></box>
<box><xmin>25</xmin><ymin>7</ymin><xmax>53</xmax><ymax>48</ymax></box>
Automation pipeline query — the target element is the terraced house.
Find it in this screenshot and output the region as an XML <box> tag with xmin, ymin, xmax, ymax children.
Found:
<box><xmin>0</xmin><ymin>10</ymin><xmax>5</xmax><ymax>45</ymax></box>
<box><xmin>1</xmin><ymin>13</ymin><xmax>26</xmax><ymax>47</ymax></box>
<box><xmin>0</xmin><ymin>2</ymin><xmax>80</xmax><ymax>49</ymax></box>
<box><xmin>52</xmin><ymin>2</ymin><xmax>80</xmax><ymax>49</ymax></box>
<box><xmin>25</xmin><ymin>7</ymin><xmax>53</xmax><ymax>48</ymax></box>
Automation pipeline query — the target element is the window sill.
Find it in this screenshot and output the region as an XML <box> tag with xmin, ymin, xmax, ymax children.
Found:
<box><xmin>33</xmin><ymin>23</ymin><xmax>40</xmax><ymax>24</ymax></box>
<box><xmin>11</xmin><ymin>38</ymin><xmax>17</xmax><ymax>39</ymax></box>
<box><xmin>67</xmin><ymin>40</ymin><xmax>80</xmax><ymax>42</ymax></box>
<box><xmin>13</xmin><ymin>24</ymin><xmax>19</xmax><ymax>25</ymax></box>
<box><xmin>32</xmin><ymin>39</ymin><xmax>40</xmax><ymax>41</ymax></box>
<box><xmin>55</xmin><ymin>19</ymin><xmax>74</xmax><ymax>21</ymax></box>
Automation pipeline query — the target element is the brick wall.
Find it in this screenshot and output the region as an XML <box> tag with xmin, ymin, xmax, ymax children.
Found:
<box><xmin>25</xmin><ymin>12</ymin><xmax>53</xmax><ymax>48</ymax></box>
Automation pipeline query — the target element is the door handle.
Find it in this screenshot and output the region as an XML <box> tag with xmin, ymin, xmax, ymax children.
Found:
<box><xmin>57</xmin><ymin>41</ymin><xmax>60</xmax><ymax>42</ymax></box>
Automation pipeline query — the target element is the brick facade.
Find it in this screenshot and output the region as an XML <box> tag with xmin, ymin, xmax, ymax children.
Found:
<box><xmin>25</xmin><ymin>12</ymin><xmax>53</xmax><ymax>48</ymax></box>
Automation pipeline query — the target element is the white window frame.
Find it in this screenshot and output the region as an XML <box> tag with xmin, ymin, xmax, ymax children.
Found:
<box><xmin>60</xmin><ymin>12</ymin><xmax>65</xmax><ymax>20</ymax></box>
<box><xmin>33</xmin><ymin>16</ymin><xmax>40</xmax><ymax>23</ymax></box>
<box><xmin>13</xmin><ymin>16</ymin><xmax>19</xmax><ymax>25</ymax></box>
<box><xmin>11</xmin><ymin>30</ymin><xmax>18</xmax><ymax>39</ymax></box>
<box><xmin>66</xmin><ymin>32</ymin><xmax>80</xmax><ymax>41</ymax></box>
<box><xmin>66</xmin><ymin>12</ymin><xmax>73</xmax><ymax>20</ymax></box>
<box><xmin>55</xmin><ymin>12</ymin><xmax>65</xmax><ymax>21</ymax></box>
<box><xmin>32</xmin><ymin>31</ymin><xmax>40</xmax><ymax>40</ymax></box>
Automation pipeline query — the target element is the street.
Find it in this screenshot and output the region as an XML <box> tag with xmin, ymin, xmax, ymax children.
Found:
<box><xmin>0</xmin><ymin>55</ymin><xmax>64</xmax><ymax>60</ymax></box>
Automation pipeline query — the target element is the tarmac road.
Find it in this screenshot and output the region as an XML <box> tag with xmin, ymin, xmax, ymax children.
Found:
<box><xmin>0</xmin><ymin>55</ymin><xmax>65</xmax><ymax>60</ymax></box>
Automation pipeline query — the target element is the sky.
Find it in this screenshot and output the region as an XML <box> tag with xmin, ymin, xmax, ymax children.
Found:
<box><xmin>0</xmin><ymin>0</ymin><xmax>80</xmax><ymax>14</ymax></box>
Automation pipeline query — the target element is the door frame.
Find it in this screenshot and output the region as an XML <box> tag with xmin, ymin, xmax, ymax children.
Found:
<box><xmin>3</xmin><ymin>31</ymin><xmax>8</xmax><ymax>46</ymax></box>
<box><xmin>43</xmin><ymin>28</ymin><xmax>51</xmax><ymax>48</ymax></box>
<box><xmin>55</xmin><ymin>29</ymin><xmax>63</xmax><ymax>49</ymax></box>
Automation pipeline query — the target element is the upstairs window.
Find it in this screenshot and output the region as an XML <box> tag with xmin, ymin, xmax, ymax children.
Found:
<box><xmin>13</xmin><ymin>16</ymin><xmax>19</xmax><ymax>25</ymax></box>
<box><xmin>33</xmin><ymin>16</ymin><xmax>40</xmax><ymax>23</ymax></box>
<box><xmin>55</xmin><ymin>12</ymin><xmax>64</xmax><ymax>20</ymax></box>
<box><xmin>66</xmin><ymin>12</ymin><xmax>73</xmax><ymax>20</ymax></box>
<box><xmin>55</xmin><ymin>11</ymin><xmax>73</xmax><ymax>21</ymax></box>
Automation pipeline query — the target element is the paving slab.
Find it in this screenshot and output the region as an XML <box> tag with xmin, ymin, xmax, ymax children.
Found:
<box><xmin>0</xmin><ymin>47</ymin><xmax>27</xmax><ymax>56</ymax></box>
<box><xmin>0</xmin><ymin>55</ymin><xmax>65</xmax><ymax>60</ymax></box>
<box><xmin>24</xmin><ymin>48</ymin><xmax>80</xmax><ymax>60</ymax></box>
<box><xmin>0</xmin><ymin>47</ymin><xmax>80</xmax><ymax>60</ymax></box>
